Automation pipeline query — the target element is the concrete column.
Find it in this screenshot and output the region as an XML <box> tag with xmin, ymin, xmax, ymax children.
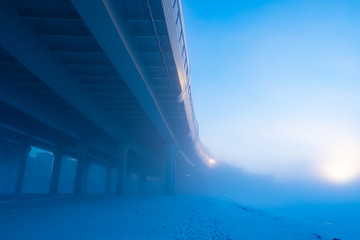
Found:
<box><xmin>74</xmin><ymin>142</ymin><xmax>89</xmax><ymax>195</ymax></box>
<box><xmin>116</xmin><ymin>144</ymin><xmax>129</xmax><ymax>195</ymax></box>
<box><xmin>105</xmin><ymin>166</ymin><xmax>112</xmax><ymax>194</ymax></box>
<box><xmin>165</xmin><ymin>144</ymin><xmax>178</xmax><ymax>196</ymax></box>
<box><xmin>49</xmin><ymin>146</ymin><xmax>63</xmax><ymax>194</ymax></box>
<box><xmin>139</xmin><ymin>173</ymin><xmax>146</xmax><ymax>195</ymax></box>
<box><xmin>14</xmin><ymin>144</ymin><xmax>31</xmax><ymax>194</ymax></box>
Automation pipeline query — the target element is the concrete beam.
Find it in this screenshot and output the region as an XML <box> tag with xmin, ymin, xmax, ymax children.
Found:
<box><xmin>0</xmin><ymin>1</ymin><xmax>129</xmax><ymax>144</ymax></box>
<box><xmin>71</xmin><ymin>0</ymin><xmax>176</xmax><ymax>144</ymax></box>
<box><xmin>0</xmin><ymin>2</ymin><xmax>159</xmax><ymax>161</ymax></box>
<box><xmin>0</xmin><ymin>79</ymin><xmax>120</xmax><ymax>154</ymax></box>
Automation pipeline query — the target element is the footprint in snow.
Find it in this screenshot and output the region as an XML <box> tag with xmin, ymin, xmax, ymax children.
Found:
<box><xmin>174</xmin><ymin>211</ymin><xmax>232</xmax><ymax>240</ymax></box>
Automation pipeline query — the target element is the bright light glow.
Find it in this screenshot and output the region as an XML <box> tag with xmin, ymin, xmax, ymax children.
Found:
<box><xmin>321</xmin><ymin>162</ymin><xmax>359</xmax><ymax>184</ymax></box>
<box><xmin>318</xmin><ymin>142</ymin><xmax>360</xmax><ymax>184</ymax></box>
<box><xmin>208</xmin><ymin>158</ymin><xmax>217</xmax><ymax>167</ymax></box>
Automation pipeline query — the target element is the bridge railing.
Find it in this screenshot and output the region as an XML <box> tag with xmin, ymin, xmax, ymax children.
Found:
<box><xmin>162</xmin><ymin>0</ymin><xmax>198</xmax><ymax>144</ymax></box>
<box><xmin>161</xmin><ymin>0</ymin><xmax>217</xmax><ymax>165</ymax></box>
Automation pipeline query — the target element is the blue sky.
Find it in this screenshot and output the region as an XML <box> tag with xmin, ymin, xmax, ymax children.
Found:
<box><xmin>182</xmin><ymin>0</ymin><xmax>360</xmax><ymax>183</ymax></box>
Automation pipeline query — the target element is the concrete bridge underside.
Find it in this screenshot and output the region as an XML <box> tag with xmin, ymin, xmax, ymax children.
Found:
<box><xmin>0</xmin><ymin>0</ymin><xmax>209</xmax><ymax>196</ymax></box>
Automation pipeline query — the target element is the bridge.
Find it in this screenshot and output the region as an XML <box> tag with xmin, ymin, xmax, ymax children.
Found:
<box><xmin>0</xmin><ymin>0</ymin><xmax>213</xmax><ymax>196</ymax></box>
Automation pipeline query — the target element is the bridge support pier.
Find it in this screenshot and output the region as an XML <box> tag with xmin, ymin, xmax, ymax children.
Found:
<box><xmin>139</xmin><ymin>173</ymin><xmax>146</xmax><ymax>195</ymax></box>
<box><xmin>74</xmin><ymin>143</ymin><xmax>89</xmax><ymax>195</ymax></box>
<box><xmin>105</xmin><ymin>166</ymin><xmax>112</xmax><ymax>194</ymax></box>
<box><xmin>165</xmin><ymin>144</ymin><xmax>178</xmax><ymax>196</ymax></box>
<box><xmin>14</xmin><ymin>144</ymin><xmax>31</xmax><ymax>194</ymax></box>
<box><xmin>116</xmin><ymin>144</ymin><xmax>129</xmax><ymax>195</ymax></box>
<box><xmin>50</xmin><ymin>146</ymin><xmax>63</xmax><ymax>194</ymax></box>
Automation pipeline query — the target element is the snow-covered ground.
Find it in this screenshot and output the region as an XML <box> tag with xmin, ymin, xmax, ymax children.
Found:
<box><xmin>266</xmin><ymin>202</ymin><xmax>360</xmax><ymax>239</ymax></box>
<box><xmin>0</xmin><ymin>195</ymin><xmax>353</xmax><ymax>240</ymax></box>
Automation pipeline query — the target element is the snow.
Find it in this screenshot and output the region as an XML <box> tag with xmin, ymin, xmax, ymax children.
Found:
<box><xmin>266</xmin><ymin>202</ymin><xmax>360</xmax><ymax>239</ymax></box>
<box><xmin>0</xmin><ymin>195</ymin><xmax>354</xmax><ymax>240</ymax></box>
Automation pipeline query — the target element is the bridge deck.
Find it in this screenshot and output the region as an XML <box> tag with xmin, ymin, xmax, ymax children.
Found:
<box><xmin>0</xmin><ymin>0</ymin><xmax>206</xmax><ymax>196</ymax></box>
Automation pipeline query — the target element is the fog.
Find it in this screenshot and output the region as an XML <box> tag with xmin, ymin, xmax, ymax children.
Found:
<box><xmin>183</xmin><ymin>0</ymin><xmax>360</xmax><ymax>189</ymax></box>
<box><xmin>3</xmin><ymin>0</ymin><xmax>360</xmax><ymax>238</ymax></box>
<box><xmin>180</xmin><ymin>161</ymin><xmax>360</xmax><ymax>206</ymax></box>
<box><xmin>174</xmin><ymin>160</ymin><xmax>360</xmax><ymax>236</ymax></box>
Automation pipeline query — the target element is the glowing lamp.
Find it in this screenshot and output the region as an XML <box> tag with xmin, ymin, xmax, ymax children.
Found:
<box><xmin>208</xmin><ymin>158</ymin><xmax>216</xmax><ymax>167</ymax></box>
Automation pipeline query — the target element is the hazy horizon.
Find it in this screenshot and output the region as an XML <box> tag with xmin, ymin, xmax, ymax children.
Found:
<box><xmin>183</xmin><ymin>0</ymin><xmax>360</xmax><ymax>186</ymax></box>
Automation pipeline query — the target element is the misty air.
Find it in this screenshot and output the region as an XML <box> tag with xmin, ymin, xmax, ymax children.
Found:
<box><xmin>0</xmin><ymin>0</ymin><xmax>360</xmax><ymax>239</ymax></box>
